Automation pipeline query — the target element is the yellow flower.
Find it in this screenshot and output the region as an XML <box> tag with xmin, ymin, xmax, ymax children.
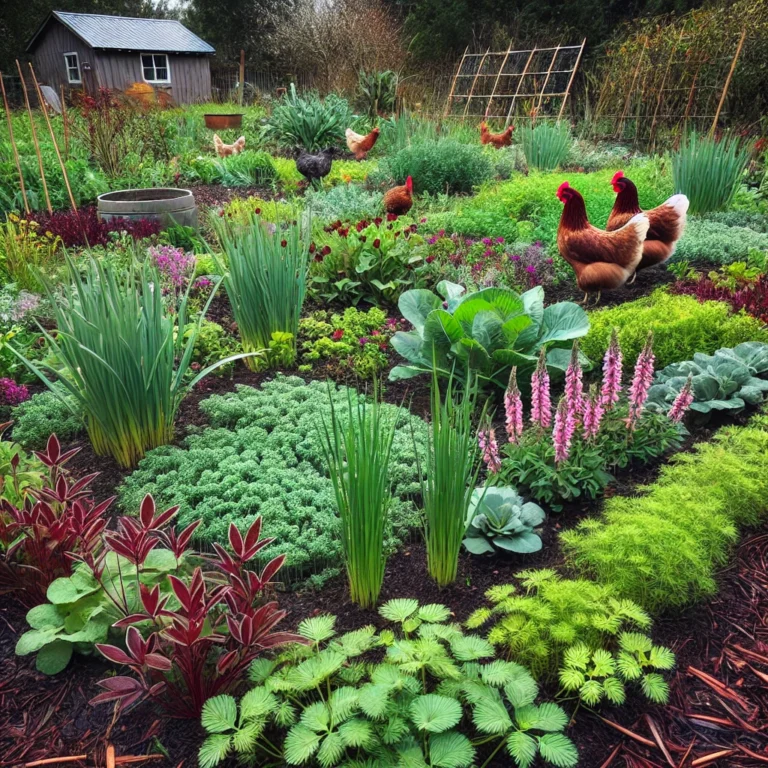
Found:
<box><xmin>8</xmin><ymin>213</ymin><xmax>19</xmax><ymax>222</ymax></box>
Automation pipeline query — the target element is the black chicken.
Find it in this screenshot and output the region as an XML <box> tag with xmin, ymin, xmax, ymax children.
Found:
<box><xmin>295</xmin><ymin>147</ymin><xmax>338</xmax><ymax>188</ymax></box>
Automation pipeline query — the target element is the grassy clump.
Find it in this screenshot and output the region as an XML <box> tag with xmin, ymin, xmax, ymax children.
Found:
<box><xmin>119</xmin><ymin>376</ymin><xmax>426</xmax><ymax>588</ymax></box>
<box><xmin>562</xmin><ymin>414</ymin><xmax>768</xmax><ymax>612</ymax></box>
<box><xmin>519</xmin><ymin>122</ymin><xmax>572</xmax><ymax>171</ymax></box>
<box><xmin>581</xmin><ymin>289</ymin><xmax>768</xmax><ymax>371</ymax></box>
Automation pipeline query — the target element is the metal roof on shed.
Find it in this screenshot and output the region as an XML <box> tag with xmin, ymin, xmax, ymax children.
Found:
<box><xmin>26</xmin><ymin>11</ymin><xmax>215</xmax><ymax>54</ymax></box>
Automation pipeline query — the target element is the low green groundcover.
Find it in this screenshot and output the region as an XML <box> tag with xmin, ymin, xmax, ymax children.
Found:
<box><xmin>119</xmin><ymin>377</ymin><xmax>426</xmax><ymax>587</ymax></box>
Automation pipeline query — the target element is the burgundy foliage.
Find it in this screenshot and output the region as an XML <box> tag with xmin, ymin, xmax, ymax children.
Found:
<box><xmin>29</xmin><ymin>206</ymin><xmax>161</xmax><ymax>249</ymax></box>
<box><xmin>0</xmin><ymin>433</ymin><xmax>110</xmax><ymax>606</ymax></box>
<box><xmin>91</xmin><ymin>505</ymin><xmax>303</xmax><ymax>719</ymax></box>
<box><xmin>670</xmin><ymin>276</ymin><xmax>768</xmax><ymax>325</ymax></box>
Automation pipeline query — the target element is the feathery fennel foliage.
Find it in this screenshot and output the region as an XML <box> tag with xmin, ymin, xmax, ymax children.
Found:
<box><xmin>562</xmin><ymin>414</ymin><xmax>768</xmax><ymax>612</ymax></box>
<box><xmin>199</xmin><ymin>601</ymin><xmax>578</xmax><ymax>768</ymax></box>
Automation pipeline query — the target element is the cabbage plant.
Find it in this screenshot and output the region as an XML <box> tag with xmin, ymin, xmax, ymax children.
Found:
<box><xmin>463</xmin><ymin>487</ymin><xmax>545</xmax><ymax>555</ymax></box>
<box><xmin>389</xmin><ymin>281</ymin><xmax>590</xmax><ymax>387</ymax></box>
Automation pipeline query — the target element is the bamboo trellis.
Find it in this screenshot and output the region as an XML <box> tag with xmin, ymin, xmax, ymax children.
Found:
<box><xmin>443</xmin><ymin>40</ymin><xmax>587</xmax><ymax>126</ymax></box>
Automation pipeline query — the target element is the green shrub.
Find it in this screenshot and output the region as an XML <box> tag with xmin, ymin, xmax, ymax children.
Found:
<box><xmin>561</xmin><ymin>414</ymin><xmax>768</xmax><ymax>612</ymax></box>
<box><xmin>566</xmin><ymin>140</ymin><xmax>636</xmax><ymax>173</ymax></box>
<box><xmin>700</xmin><ymin>211</ymin><xmax>768</xmax><ymax>233</ymax></box>
<box><xmin>118</xmin><ymin>377</ymin><xmax>426</xmax><ymax>587</ymax></box>
<box><xmin>10</xmin><ymin>390</ymin><xmax>83</xmax><ymax>450</ymax></box>
<box><xmin>519</xmin><ymin>123</ymin><xmax>571</xmax><ymax>171</ymax></box>
<box><xmin>261</xmin><ymin>85</ymin><xmax>354</xmax><ymax>151</ymax></box>
<box><xmin>581</xmin><ymin>289</ymin><xmax>768</xmax><ymax>372</ymax></box>
<box><xmin>673</xmin><ymin>132</ymin><xmax>750</xmax><ymax>214</ymax></box>
<box><xmin>376</xmin><ymin>139</ymin><xmax>493</xmax><ymax>195</ymax></box>
<box><xmin>185</xmin><ymin>151</ymin><xmax>278</xmax><ymax>188</ymax></box>
<box><xmin>672</xmin><ymin>218</ymin><xmax>768</xmax><ymax>264</ymax></box>
<box><xmin>304</xmin><ymin>184</ymin><xmax>383</xmax><ymax>223</ymax></box>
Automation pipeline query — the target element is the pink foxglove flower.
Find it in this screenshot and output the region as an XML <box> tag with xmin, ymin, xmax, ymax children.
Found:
<box><xmin>530</xmin><ymin>349</ymin><xmax>552</xmax><ymax>429</ymax></box>
<box><xmin>564</xmin><ymin>342</ymin><xmax>584</xmax><ymax>417</ymax></box>
<box><xmin>582</xmin><ymin>384</ymin><xmax>604</xmax><ymax>440</ymax></box>
<box><xmin>504</xmin><ymin>367</ymin><xmax>524</xmax><ymax>444</ymax></box>
<box><xmin>553</xmin><ymin>397</ymin><xmax>575</xmax><ymax>465</ymax></box>
<box><xmin>600</xmin><ymin>328</ymin><xmax>623</xmax><ymax>409</ymax></box>
<box><xmin>668</xmin><ymin>373</ymin><xmax>694</xmax><ymax>423</ymax></box>
<box><xmin>627</xmin><ymin>332</ymin><xmax>656</xmax><ymax>431</ymax></box>
<box><xmin>478</xmin><ymin>428</ymin><xmax>501</xmax><ymax>474</ymax></box>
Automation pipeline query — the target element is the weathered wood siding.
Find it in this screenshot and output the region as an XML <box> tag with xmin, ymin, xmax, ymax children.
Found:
<box><xmin>31</xmin><ymin>18</ymin><xmax>212</xmax><ymax>103</ymax></box>
<box><xmin>31</xmin><ymin>20</ymin><xmax>96</xmax><ymax>94</ymax></box>
<box><xmin>93</xmin><ymin>51</ymin><xmax>211</xmax><ymax>103</ymax></box>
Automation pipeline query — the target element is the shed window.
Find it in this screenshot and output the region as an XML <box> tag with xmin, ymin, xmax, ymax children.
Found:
<box><xmin>64</xmin><ymin>52</ymin><xmax>81</xmax><ymax>84</ymax></box>
<box><xmin>141</xmin><ymin>53</ymin><xmax>170</xmax><ymax>83</ymax></box>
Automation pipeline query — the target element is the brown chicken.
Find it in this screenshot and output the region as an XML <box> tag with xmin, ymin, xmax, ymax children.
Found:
<box><xmin>556</xmin><ymin>181</ymin><xmax>650</xmax><ymax>305</ymax></box>
<box><xmin>345</xmin><ymin>127</ymin><xmax>380</xmax><ymax>160</ymax></box>
<box><xmin>607</xmin><ymin>171</ymin><xmax>689</xmax><ymax>281</ymax></box>
<box><xmin>480</xmin><ymin>122</ymin><xmax>513</xmax><ymax>149</ymax></box>
<box><xmin>213</xmin><ymin>134</ymin><xmax>245</xmax><ymax>158</ymax></box>
<box><xmin>383</xmin><ymin>176</ymin><xmax>413</xmax><ymax>216</ymax></box>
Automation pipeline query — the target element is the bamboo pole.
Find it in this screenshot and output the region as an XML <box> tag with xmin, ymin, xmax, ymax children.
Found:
<box><xmin>533</xmin><ymin>45</ymin><xmax>561</xmax><ymax>121</ymax></box>
<box><xmin>463</xmin><ymin>48</ymin><xmax>491</xmax><ymax>121</ymax></box>
<box><xmin>710</xmin><ymin>28</ymin><xmax>747</xmax><ymax>136</ymax></box>
<box><xmin>238</xmin><ymin>49</ymin><xmax>245</xmax><ymax>106</ymax></box>
<box><xmin>29</xmin><ymin>63</ymin><xmax>77</xmax><ymax>213</ymax></box>
<box><xmin>0</xmin><ymin>71</ymin><xmax>30</xmax><ymax>214</ymax></box>
<box><xmin>60</xmin><ymin>84</ymin><xmax>69</xmax><ymax>159</ymax></box>
<box><xmin>443</xmin><ymin>47</ymin><xmax>468</xmax><ymax>118</ymax></box>
<box><xmin>484</xmin><ymin>44</ymin><xmax>513</xmax><ymax>120</ymax></box>
<box><xmin>505</xmin><ymin>48</ymin><xmax>536</xmax><ymax>127</ymax></box>
<box><xmin>16</xmin><ymin>59</ymin><xmax>51</xmax><ymax>213</ymax></box>
<box><xmin>557</xmin><ymin>38</ymin><xmax>586</xmax><ymax>122</ymax></box>
<box><xmin>616</xmin><ymin>36</ymin><xmax>648</xmax><ymax>139</ymax></box>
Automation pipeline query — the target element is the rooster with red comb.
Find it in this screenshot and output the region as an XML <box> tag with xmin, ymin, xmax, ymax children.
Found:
<box><xmin>606</xmin><ymin>170</ymin><xmax>689</xmax><ymax>282</ymax></box>
<box><xmin>556</xmin><ymin>180</ymin><xmax>650</xmax><ymax>305</ymax></box>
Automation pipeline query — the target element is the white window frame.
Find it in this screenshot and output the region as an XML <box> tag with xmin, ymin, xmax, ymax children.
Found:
<box><xmin>140</xmin><ymin>53</ymin><xmax>171</xmax><ymax>84</ymax></box>
<box><xmin>63</xmin><ymin>52</ymin><xmax>81</xmax><ymax>84</ymax></box>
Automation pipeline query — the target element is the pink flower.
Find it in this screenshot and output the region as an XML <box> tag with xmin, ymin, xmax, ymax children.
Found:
<box><xmin>553</xmin><ymin>397</ymin><xmax>575</xmax><ymax>464</ymax></box>
<box><xmin>504</xmin><ymin>367</ymin><xmax>524</xmax><ymax>444</ymax></box>
<box><xmin>582</xmin><ymin>384</ymin><xmax>604</xmax><ymax>440</ymax></box>
<box><xmin>530</xmin><ymin>349</ymin><xmax>552</xmax><ymax>429</ymax></box>
<box><xmin>600</xmin><ymin>328</ymin><xmax>623</xmax><ymax>409</ymax></box>
<box><xmin>668</xmin><ymin>373</ymin><xmax>694</xmax><ymax>423</ymax></box>
<box><xmin>0</xmin><ymin>378</ymin><xmax>30</xmax><ymax>406</ymax></box>
<box><xmin>627</xmin><ymin>332</ymin><xmax>655</xmax><ymax>431</ymax></box>
<box><xmin>478</xmin><ymin>428</ymin><xmax>501</xmax><ymax>474</ymax></box>
<box><xmin>564</xmin><ymin>342</ymin><xmax>584</xmax><ymax>417</ymax></box>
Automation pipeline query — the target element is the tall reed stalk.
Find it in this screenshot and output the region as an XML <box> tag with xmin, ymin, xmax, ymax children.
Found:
<box><xmin>417</xmin><ymin>373</ymin><xmax>482</xmax><ymax>588</ymax></box>
<box><xmin>519</xmin><ymin>122</ymin><xmax>572</xmax><ymax>171</ymax></box>
<box><xmin>12</xmin><ymin>256</ymin><xmax>246</xmax><ymax>468</ymax></box>
<box><xmin>213</xmin><ymin>211</ymin><xmax>309</xmax><ymax>371</ymax></box>
<box><xmin>672</xmin><ymin>131</ymin><xmax>750</xmax><ymax>214</ymax></box>
<box><xmin>318</xmin><ymin>385</ymin><xmax>397</xmax><ymax>609</ymax></box>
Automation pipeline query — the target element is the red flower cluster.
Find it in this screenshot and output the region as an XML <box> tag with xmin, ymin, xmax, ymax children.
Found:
<box><xmin>29</xmin><ymin>207</ymin><xmax>160</xmax><ymax>248</ymax></box>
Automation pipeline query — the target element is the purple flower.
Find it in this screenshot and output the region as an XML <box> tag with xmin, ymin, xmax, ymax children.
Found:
<box><xmin>546</xmin><ymin>258</ymin><xmax>554</xmax><ymax>265</ymax></box>
<box><xmin>12</xmin><ymin>291</ymin><xmax>40</xmax><ymax>321</ymax></box>
<box><xmin>668</xmin><ymin>373</ymin><xmax>694</xmax><ymax>423</ymax></box>
<box><xmin>553</xmin><ymin>397</ymin><xmax>575</xmax><ymax>464</ymax></box>
<box><xmin>504</xmin><ymin>368</ymin><xmax>524</xmax><ymax>444</ymax></box>
<box><xmin>428</xmin><ymin>236</ymin><xmax>437</xmax><ymax>245</ymax></box>
<box><xmin>195</xmin><ymin>277</ymin><xmax>213</xmax><ymax>289</ymax></box>
<box><xmin>482</xmin><ymin>237</ymin><xmax>493</xmax><ymax>246</ymax></box>
<box><xmin>0</xmin><ymin>378</ymin><xmax>30</xmax><ymax>406</ymax></box>
<box><xmin>478</xmin><ymin>427</ymin><xmax>501</xmax><ymax>474</ymax></box>
<box><xmin>526</xmin><ymin>265</ymin><xmax>536</xmax><ymax>274</ymax></box>
<box><xmin>564</xmin><ymin>342</ymin><xmax>584</xmax><ymax>417</ymax></box>
<box><xmin>496</xmin><ymin>237</ymin><xmax>505</xmax><ymax>244</ymax></box>
<box><xmin>148</xmin><ymin>245</ymin><xmax>196</xmax><ymax>290</ymax></box>
<box><xmin>582</xmin><ymin>385</ymin><xmax>604</xmax><ymax>440</ymax></box>
<box><xmin>530</xmin><ymin>349</ymin><xmax>552</xmax><ymax>429</ymax></box>
<box><xmin>438</xmin><ymin>229</ymin><xmax>445</xmax><ymax>237</ymax></box>
<box><xmin>600</xmin><ymin>328</ymin><xmax>623</xmax><ymax>410</ymax></box>
<box><xmin>627</xmin><ymin>332</ymin><xmax>655</xmax><ymax>431</ymax></box>
<box><xmin>484</xmin><ymin>249</ymin><xmax>494</xmax><ymax>258</ymax></box>
<box><xmin>510</xmin><ymin>254</ymin><xmax>521</xmax><ymax>262</ymax></box>
<box><xmin>359</xmin><ymin>336</ymin><xmax>369</xmax><ymax>346</ymax></box>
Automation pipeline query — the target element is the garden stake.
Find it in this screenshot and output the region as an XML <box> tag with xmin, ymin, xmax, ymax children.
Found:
<box><xmin>0</xmin><ymin>70</ymin><xmax>30</xmax><ymax>213</ymax></box>
<box><xmin>29</xmin><ymin>62</ymin><xmax>78</xmax><ymax>213</ymax></box>
<box><xmin>16</xmin><ymin>59</ymin><xmax>52</xmax><ymax>213</ymax></box>
<box><xmin>60</xmin><ymin>84</ymin><xmax>70</xmax><ymax>158</ymax></box>
<box><xmin>710</xmin><ymin>29</ymin><xmax>746</xmax><ymax>136</ymax></box>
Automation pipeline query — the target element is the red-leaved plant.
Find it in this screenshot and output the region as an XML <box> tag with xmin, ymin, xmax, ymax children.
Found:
<box><xmin>0</xmin><ymin>432</ymin><xmax>110</xmax><ymax>606</ymax></box>
<box><xmin>91</xmin><ymin>507</ymin><xmax>304</xmax><ymax>718</ymax></box>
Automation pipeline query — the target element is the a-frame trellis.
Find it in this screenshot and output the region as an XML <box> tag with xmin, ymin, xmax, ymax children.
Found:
<box><xmin>443</xmin><ymin>40</ymin><xmax>586</xmax><ymax>126</ymax></box>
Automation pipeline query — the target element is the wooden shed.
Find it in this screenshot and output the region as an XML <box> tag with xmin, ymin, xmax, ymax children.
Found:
<box><xmin>26</xmin><ymin>11</ymin><xmax>215</xmax><ymax>104</ymax></box>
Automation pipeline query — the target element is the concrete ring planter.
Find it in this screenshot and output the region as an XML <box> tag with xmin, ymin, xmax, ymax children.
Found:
<box><xmin>97</xmin><ymin>188</ymin><xmax>197</xmax><ymax>230</ymax></box>
<box><xmin>204</xmin><ymin>113</ymin><xmax>244</xmax><ymax>130</ymax></box>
